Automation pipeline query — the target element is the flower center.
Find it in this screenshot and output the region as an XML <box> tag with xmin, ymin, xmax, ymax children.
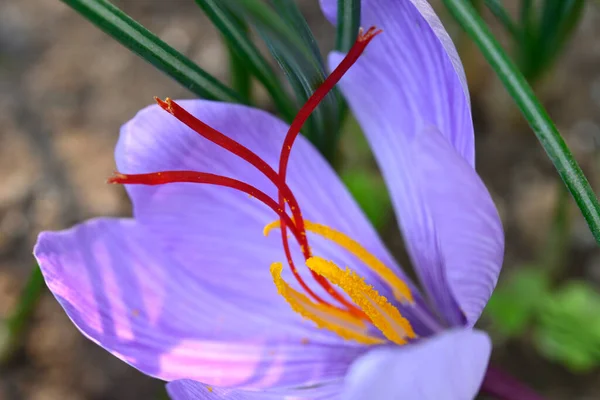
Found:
<box><xmin>265</xmin><ymin>220</ymin><xmax>416</xmax><ymax>345</ymax></box>
<box><xmin>109</xmin><ymin>27</ymin><xmax>416</xmax><ymax>345</ymax></box>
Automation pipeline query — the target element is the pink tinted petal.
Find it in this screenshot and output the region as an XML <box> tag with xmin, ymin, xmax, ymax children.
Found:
<box><xmin>342</xmin><ymin>329</ymin><xmax>491</xmax><ymax>400</ymax></box>
<box><xmin>34</xmin><ymin>218</ymin><xmax>364</xmax><ymax>388</ymax></box>
<box><xmin>167</xmin><ymin>380</ymin><xmax>342</xmax><ymax>400</ymax></box>
<box><xmin>323</xmin><ymin>0</ymin><xmax>474</xmax><ymax>164</ymax></box>
<box><xmin>115</xmin><ymin>100</ymin><xmax>438</xmax><ymax>334</ymax></box>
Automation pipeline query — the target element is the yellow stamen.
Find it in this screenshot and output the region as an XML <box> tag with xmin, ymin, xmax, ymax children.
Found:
<box><xmin>306</xmin><ymin>256</ymin><xmax>416</xmax><ymax>346</ymax></box>
<box><xmin>264</xmin><ymin>220</ymin><xmax>413</xmax><ymax>304</ymax></box>
<box><xmin>263</xmin><ymin>220</ymin><xmax>280</xmax><ymax>236</ymax></box>
<box><xmin>270</xmin><ymin>262</ymin><xmax>385</xmax><ymax>345</ymax></box>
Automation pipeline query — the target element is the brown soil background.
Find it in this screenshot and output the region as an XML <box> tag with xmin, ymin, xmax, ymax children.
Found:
<box><xmin>0</xmin><ymin>0</ymin><xmax>599</xmax><ymax>399</ymax></box>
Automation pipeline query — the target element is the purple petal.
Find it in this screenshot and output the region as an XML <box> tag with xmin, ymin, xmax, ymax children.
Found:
<box><xmin>411</xmin><ymin>128</ymin><xmax>504</xmax><ymax>325</ymax></box>
<box><xmin>321</xmin><ymin>0</ymin><xmax>474</xmax><ymax>164</ymax></box>
<box><xmin>326</xmin><ymin>1</ymin><xmax>504</xmax><ymax>325</ymax></box>
<box><xmin>342</xmin><ymin>329</ymin><xmax>491</xmax><ymax>400</ymax></box>
<box><xmin>167</xmin><ymin>379</ymin><xmax>342</xmax><ymax>400</ymax></box>
<box><xmin>116</xmin><ymin>100</ymin><xmax>438</xmax><ymax>334</ymax></box>
<box><xmin>34</xmin><ymin>218</ymin><xmax>364</xmax><ymax>388</ymax></box>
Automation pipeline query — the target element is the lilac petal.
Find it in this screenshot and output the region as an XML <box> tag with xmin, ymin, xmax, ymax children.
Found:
<box><xmin>411</xmin><ymin>128</ymin><xmax>504</xmax><ymax>325</ymax></box>
<box><xmin>34</xmin><ymin>218</ymin><xmax>364</xmax><ymax>388</ymax></box>
<box><xmin>167</xmin><ymin>379</ymin><xmax>342</xmax><ymax>400</ymax></box>
<box><xmin>115</xmin><ymin>100</ymin><xmax>438</xmax><ymax>334</ymax></box>
<box><xmin>327</xmin><ymin>1</ymin><xmax>504</xmax><ymax>324</ymax></box>
<box><xmin>342</xmin><ymin>329</ymin><xmax>491</xmax><ymax>400</ymax></box>
<box><xmin>321</xmin><ymin>0</ymin><xmax>474</xmax><ymax>164</ymax></box>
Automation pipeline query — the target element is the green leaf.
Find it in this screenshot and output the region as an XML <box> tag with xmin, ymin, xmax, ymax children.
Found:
<box><xmin>224</xmin><ymin>0</ymin><xmax>342</xmax><ymax>161</ymax></box>
<box><xmin>0</xmin><ymin>266</ymin><xmax>45</xmax><ymax>364</ymax></box>
<box><xmin>269</xmin><ymin>0</ymin><xmax>347</xmax><ymax>155</ymax></box>
<box><xmin>553</xmin><ymin>0</ymin><xmax>585</xmax><ymax>50</ymax></box>
<box><xmin>194</xmin><ymin>0</ymin><xmax>295</xmax><ymax>120</ymax></box>
<box><xmin>519</xmin><ymin>0</ymin><xmax>535</xmax><ymax>40</ymax></box>
<box><xmin>534</xmin><ymin>282</ymin><xmax>600</xmax><ymax>372</ymax></box>
<box><xmin>264</xmin><ymin>35</ymin><xmax>341</xmax><ymax>159</ymax></box>
<box><xmin>270</xmin><ymin>0</ymin><xmax>326</xmax><ymax>68</ymax></box>
<box><xmin>334</xmin><ymin>0</ymin><xmax>360</xmax><ymax>138</ymax></box>
<box><xmin>486</xmin><ymin>0</ymin><xmax>584</xmax><ymax>83</ymax></box>
<box><xmin>484</xmin><ymin>266</ymin><xmax>550</xmax><ymax>337</ymax></box>
<box><xmin>535</xmin><ymin>0</ymin><xmax>584</xmax><ymax>79</ymax></box>
<box><xmin>484</xmin><ymin>0</ymin><xmax>519</xmax><ymax>39</ymax></box>
<box><xmin>220</xmin><ymin>0</ymin><xmax>316</xmax><ymax>63</ymax></box>
<box><xmin>514</xmin><ymin>0</ymin><xmax>584</xmax><ymax>82</ymax></box>
<box><xmin>227</xmin><ymin>40</ymin><xmax>252</xmax><ymax>101</ymax></box>
<box><xmin>442</xmin><ymin>0</ymin><xmax>600</xmax><ymax>245</ymax></box>
<box><xmin>336</xmin><ymin>0</ymin><xmax>361</xmax><ymax>53</ymax></box>
<box><xmin>342</xmin><ymin>170</ymin><xmax>391</xmax><ymax>230</ymax></box>
<box><xmin>61</xmin><ymin>0</ymin><xmax>244</xmax><ymax>103</ymax></box>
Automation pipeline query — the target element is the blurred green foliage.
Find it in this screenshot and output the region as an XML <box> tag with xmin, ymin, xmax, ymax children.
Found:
<box><xmin>338</xmin><ymin>116</ymin><xmax>392</xmax><ymax>231</ymax></box>
<box><xmin>485</xmin><ymin>266</ymin><xmax>550</xmax><ymax>337</ymax></box>
<box><xmin>534</xmin><ymin>282</ymin><xmax>600</xmax><ymax>372</ymax></box>
<box><xmin>342</xmin><ymin>170</ymin><xmax>391</xmax><ymax>230</ymax></box>
<box><xmin>485</xmin><ymin>185</ymin><xmax>600</xmax><ymax>373</ymax></box>
<box><xmin>484</xmin><ymin>0</ymin><xmax>585</xmax><ymax>83</ymax></box>
<box><xmin>486</xmin><ymin>269</ymin><xmax>600</xmax><ymax>372</ymax></box>
<box><xmin>336</xmin><ymin>0</ymin><xmax>361</xmax><ymax>52</ymax></box>
<box><xmin>0</xmin><ymin>266</ymin><xmax>44</xmax><ymax>363</ymax></box>
<box><xmin>212</xmin><ymin>0</ymin><xmax>344</xmax><ymax>161</ymax></box>
<box><xmin>195</xmin><ymin>0</ymin><xmax>294</xmax><ymax>119</ymax></box>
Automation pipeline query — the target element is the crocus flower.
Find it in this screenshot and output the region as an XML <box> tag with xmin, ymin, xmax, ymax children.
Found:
<box><xmin>34</xmin><ymin>0</ymin><xmax>505</xmax><ymax>399</ymax></box>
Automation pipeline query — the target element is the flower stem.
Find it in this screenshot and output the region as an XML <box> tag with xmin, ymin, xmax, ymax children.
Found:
<box><xmin>443</xmin><ymin>0</ymin><xmax>600</xmax><ymax>245</ymax></box>
<box><xmin>481</xmin><ymin>365</ymin><xmax>545</xmax><ymax>400</ymax></box>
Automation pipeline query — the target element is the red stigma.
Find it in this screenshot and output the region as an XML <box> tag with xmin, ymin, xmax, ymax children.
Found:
<box><xmin>111</xmin><ymin>28</ymin><xmax>381</xmax><ymax>321</ymax></box>
<box><xmin>275</xmin><ymin>26</ymin><xmax>382</xmax><ymax>317</ymax></box>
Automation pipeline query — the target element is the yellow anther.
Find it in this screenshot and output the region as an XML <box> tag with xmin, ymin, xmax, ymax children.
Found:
<box><xmin>264</xmin><ymin>220</ymin><xmax>413</xmax><ymax>304</ymax></box>
<box><xmin>270</xmin><ymin>263</ymin><xmax>385</xmax><ymax>345</ymax></box>
<box><xmin>306</xmin><ymin>256</ymin><xmax>416</xmax><ymax>346</ymax></box>
<box><xmin>264</xmin><ymin>220</ymin><xmax>280</xmax><ymax>236</ymax></box>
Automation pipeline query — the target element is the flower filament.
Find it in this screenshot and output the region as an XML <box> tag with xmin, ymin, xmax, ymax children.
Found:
<box><xmin>109</xmin><ymin>27</ymin><xmax>416</xmax><ymax>345</ymax></box>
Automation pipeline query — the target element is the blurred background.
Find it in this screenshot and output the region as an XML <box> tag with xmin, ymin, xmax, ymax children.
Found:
<box><xmin>0</xmin><ymin>0</ymin><xmax>599</xmax><ymax>399</ymax></box>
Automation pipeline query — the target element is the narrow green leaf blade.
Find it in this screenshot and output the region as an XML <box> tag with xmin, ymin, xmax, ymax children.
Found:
<box><xmin>267</xmin><ymin>0</ymin><xmax>344</xmax><ymax>158</ymax></box>
<box><xmin>62</xmin><ymin>0</ymin><xmax>244</xmax><ymax>103</ymax></box>
<box><xmin>0</xmin><ymin>266</ymin><xmax>45</xmax><ymax>364</ymax></box>
<box><xmin>553</xmin><ymin>0</ymin><xmax>585</xmax><ymax>49</ymax></box>
<box><xmin>537</xmin><ymin>0</ymin><xmax>584</xmax><ymax>75</ymax></box>
<box><xmin>224</xmin><ymin>0</ymin><xmax>342</xmax><ymax>161</ymax></box>
<box><xmin>336</xmin><ymin>0</ymin><xmax>361</xmax><ymax>52</ymax></box>
<box><xmin>227</xmin><ymin>40</ymin><xmax>252</xmax><ymax>101</ymax></box>
<box><xmin>195</xmin><ymin>0</ymin><xmax>295</xmax><ymax>120</ymax></box>
<box><xmin>262</xmin><ymin>32</ymin><xmax>340</xmax><ymax>152</ymax></box>
<box><xmin>484</xmin><ymin>0</ymin><xmax>519</xmax><ymax>39</ymax></box>
<box><xmin>221</xmin><ymin>0</ymin><xmax>317</xmax><ymax>64</ymax></box>
<box><xmin>270</xmin><ymin>0</ymin><xmax>326</xmax><ymax>68</ymax></box>
<box><xmin>443</xmin><ymin>0</ymin><xmax>600</xmax><ymax>244</ymax></box>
